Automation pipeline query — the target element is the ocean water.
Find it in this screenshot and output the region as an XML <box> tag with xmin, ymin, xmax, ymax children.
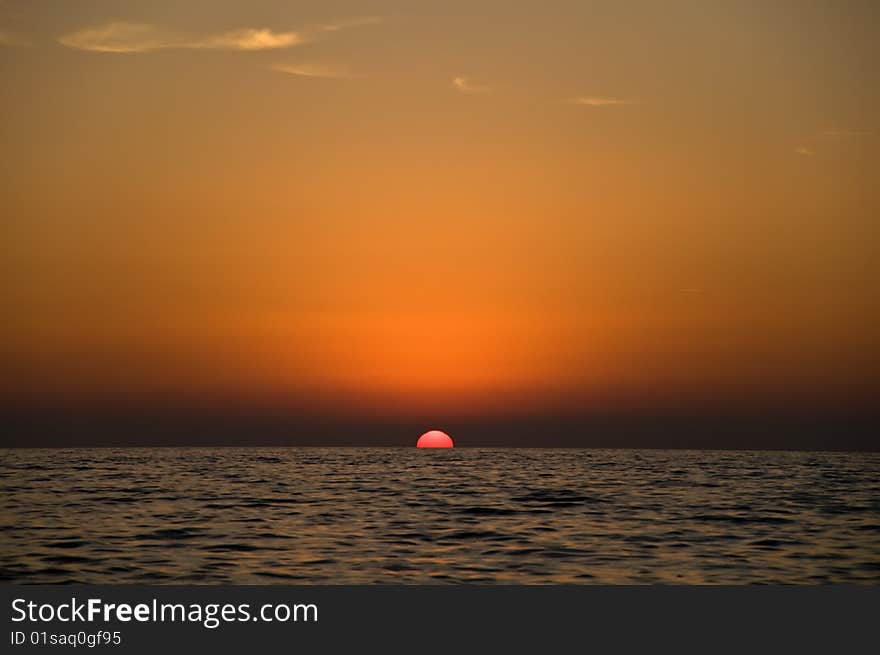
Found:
<box><xmin>1</xmin><ymin>447</ymin><xmax>878</xmax><ymax>584</ymax></box>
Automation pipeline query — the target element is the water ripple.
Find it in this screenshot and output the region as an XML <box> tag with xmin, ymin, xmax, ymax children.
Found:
<box><xmin>1</xmin><ymin>447</ymin><xmax>878</xmax><ymax>583</ymax></box>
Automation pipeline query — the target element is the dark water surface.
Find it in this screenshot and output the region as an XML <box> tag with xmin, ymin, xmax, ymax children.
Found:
<box><xmin>2</xmin><ymin>448</ymin><xmax>878</xmax><ymax>583</ymax></box>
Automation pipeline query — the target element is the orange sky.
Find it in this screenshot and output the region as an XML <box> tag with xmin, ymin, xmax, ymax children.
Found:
<box><xmin>2</xmin><ymin>1</ymin><xmax>878</xmax><ymax>422</ymax></box>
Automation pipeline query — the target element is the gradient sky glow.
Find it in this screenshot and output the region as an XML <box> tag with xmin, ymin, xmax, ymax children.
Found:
<box><xmin>2</xmin><ymin>1</ymin><xmax>878</xmax><ymax>445</ymax></box>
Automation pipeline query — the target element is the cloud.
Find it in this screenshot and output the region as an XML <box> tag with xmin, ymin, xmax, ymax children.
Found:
<box><xmin>58</xmin><ymin>23</ymin><xmax>170</xmax><ymax>53</ymax></box>
<box><xmin>452</xmin><ymin>76</ymin><xmax>491</xmax><ymax>93</ymax></box>
<box><xmin>190</xmin><ymin>28</ymin><xmax>303</xmax><ymax>51</ymax></box>
<box><xmin>793</xmin><ymin>128</ymin><xmax>872</xmax><ymax>156</ymax></box>
<box><xmin>58</xmin><ymin>22</ymin><xmax>305</xmax><ymax>53</ymax></box>
<box><xmin>269</xmin><ymin>62</ymin><xmax>353</xmax><ymax>79</ymax></box>
<box><xmin>573</xmin><ymin>96</ymin><xmax>633</xmax><ymax>107</ymax></box>
<box><xmin>58</xmin><ymin>16</ymin><xmax>383</xmax><ymax>54</ymax></box>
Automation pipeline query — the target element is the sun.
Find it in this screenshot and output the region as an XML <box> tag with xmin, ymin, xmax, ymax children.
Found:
<box><xmin>417</xmin><ymin>430</ymin><xmax>454</xmax><ymax>448</ymax></box>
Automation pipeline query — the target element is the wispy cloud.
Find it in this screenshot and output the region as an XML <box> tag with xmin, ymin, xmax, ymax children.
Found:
<box><xmin>573</xmin><ymin>96</ymin><xmax>634</xmax><ymax>107</ymax></box>
<box><xmin>269</xmin><ymin>62</ymin><xmax>353</xmax><ymax>79</ymax></box>
<box><xmin>189</xmin><ymin>28</ymin><xmax>304</xmax><ymax>51</ymax></box>
<box><xmin>58</xmin><ymin>22</ymin><xmax>304</xmax><ymax>53</ymax></box>
<box><xmin>59</xmin><ymin>17</ymin><xmax>382</xmax><ymax>54</ymax></box>
<box><xmin>452</xmin><ymin>76</ymin><xmax>491</xmax><ymax>94</ymax></box>
<box><xmin>793</xmin><ymin>128</ymin><xmax>872</xmax><ymax>156</ymax></box>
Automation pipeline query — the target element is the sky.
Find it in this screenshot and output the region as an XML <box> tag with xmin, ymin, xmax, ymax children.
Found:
<box><xmin>2</xmin><ymin>1</ymin><xmax>878</xmax><ymax>448</ymax></box>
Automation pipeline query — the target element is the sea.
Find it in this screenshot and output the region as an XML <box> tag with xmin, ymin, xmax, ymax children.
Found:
<box><xmin>1</xmin><ymin>447</ymin><xmax>878</xmax><ymax>584</ymax></box>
